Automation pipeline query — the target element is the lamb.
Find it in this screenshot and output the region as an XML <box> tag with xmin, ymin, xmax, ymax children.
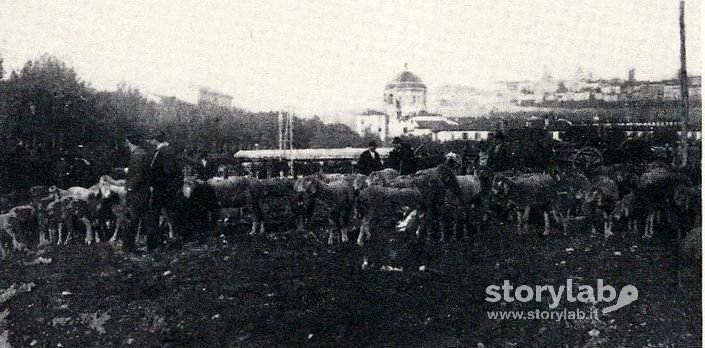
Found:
<box><xmin>180</xmin><ymin>176</ymin><xmax>220</xmax><ymax>241</ymax></box>
<box><xmin>552</xmin><ymin>170</ymin><xmax>590</xmax><ymax>233</ymax></box>
<box><xmin>365</xmin><ymin>168</ymin><xmax>400</xmax><ymax>187</ymax></box>
<box><xmin>355</xmin><ymin>184</ymin><xmax>423</xmax><ymax>269</ymax></box>
<box><xmin>447</xmin><ymin>175</ymin><xmax>483</xmax><ymax>238</ymax></box>
<box><xmin>582</xmin><ymin>175</ymin><xmax>620</xmax><ymax>238</ymax></box>
<box><xmin>48</xmin><ymin>184</ymin><xmax>102</xmax><ymax>244</ymax></box>
<box><xmin>387</xmin><ymin>164</ymin><xmax>464</xmax><ymax>241</ymax></box>
<box><xmin>294</xmin><ymin>174</ymin><xmax>356</xmax><ymax>244</ymax></box>
<box><xmin>634</xmin><ymin>167</ymin><xmax>692</xmax><ymax>239</ymax></box>
<box><xmin>491</xmin><ymin>173</ymin><xmax>557</xmax><ymax>236</ymax></box>
<box><xmin>0</xmin><ymin>205</ymin><xmax>36</xmax><ymax>257</ymax></box>
<box><xmin>208</xmin><ymin>176</ymin><xmax>295</xmax><ymax>235</ymax></box>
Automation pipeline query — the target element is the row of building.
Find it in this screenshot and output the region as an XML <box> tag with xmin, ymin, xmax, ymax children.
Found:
<box><xmin>355</xmin><ymin>67</ymin><xmax>701</xmax><ymax>143</ymax></box>
<box><xmin>511</xmin><ymin>70</ymin><xmax>701</xmax><ymax>105</ymax></box>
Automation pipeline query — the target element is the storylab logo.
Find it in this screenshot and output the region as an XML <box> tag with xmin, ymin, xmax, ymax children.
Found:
<box><xmin>485</xmin><ymin>279</ymin><xmax>638</xmax><ymax>314</ymax></box>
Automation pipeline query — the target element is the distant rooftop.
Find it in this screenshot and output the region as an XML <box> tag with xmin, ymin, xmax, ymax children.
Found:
<box><xmin>385</xmin><ymin>70</ymin><xmax>427</xmax><ymax>90</ymax></box>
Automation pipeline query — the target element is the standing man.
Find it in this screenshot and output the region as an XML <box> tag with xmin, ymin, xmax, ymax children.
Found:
<box><xmin>147</xmin><ymin>131</ymin><xmax>183</xmax><ymax>249</ymax></box>
<box><xmin>357</xmin><ymin>141</ymin><xmax>383</xmax><ymax>175</ymax></box>
<box><xmin>386</xmin><ymin>137</ymin><xmax>416</xmax><ymax>175</ymax></box>
<box><xmin>194</xmin><ymin>151</ymin><xmax>216</xmax><ymax>181</ymax></box>
<box><xmin>123</xmin><ymin>133</ymin><xmax>151</xmax><ymax>252</ymax></box>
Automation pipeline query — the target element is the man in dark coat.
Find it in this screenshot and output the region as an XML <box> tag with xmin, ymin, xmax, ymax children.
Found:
<box><xmin>123</xmin><ymin>134</ymin><xmax>151</xmax><ymax>252</ymax></box>
<box><xmin>194</xmin><ymin>152</ymin><xmax>217</xmax><ymax>181</ymax></box>
<box><xmin>386</xmin><ymin>137</ymin><xmax>416</xmax><ymax>175</ymax></box>
<box><xmin>146</xmin><ymin>131</ymin><xmax>183</xmax><ymax>249</ymax></box>
<box><xmin>357</xmin><ymin>141</ymin><xmax>383</xmax><ymax>175</ymax></box>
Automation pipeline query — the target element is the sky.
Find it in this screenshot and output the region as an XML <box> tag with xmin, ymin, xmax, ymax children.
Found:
<box><xmin>0</xmin><ymin>0</ymin><xmax>702</xmax><ymax>116</ymax></box>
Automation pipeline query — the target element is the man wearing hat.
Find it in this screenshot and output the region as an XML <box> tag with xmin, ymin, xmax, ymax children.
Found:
<box><xmin>146</xmin><ymin>131</ymin><xmax>183</xmax><ymax>249</ymax></box>
<box><xmin>357</xmin><ymin>140</ymin><xmax>383</xmax><ymax>175</ymax></box>
<box><xmin>122</xmin><ymin>133</ymin><xmax>151</xmax><ymax>252</ymax></box>
<box><xmin>386</xmin><ymin>137</ymin><xmax>416</xmax><ymax>175</ymax></box>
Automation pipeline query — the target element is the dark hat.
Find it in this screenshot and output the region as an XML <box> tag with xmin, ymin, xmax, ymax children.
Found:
<box><xmin>124</xmin><ymin>131</ymin><xmax>145</xmax><ymax>146</ymax></box>
<box><xmin>368</xmin><ymin>140</ymin><xmax>378</xmax><ymax>147</ymax></box>
<box><xmin>150</xmin><ymin>130</ymin><xmax>166</xmax><ymax>143</ymax></box>
<box><xmin>392</xmin><ymin>137</ymin><xmax>402</xmax><ymax>145</ymax></box>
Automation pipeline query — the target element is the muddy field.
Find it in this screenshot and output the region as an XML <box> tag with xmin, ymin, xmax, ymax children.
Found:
<box><xmin>0</xmin><ymin>219</ymin><xmax>701</xmax><ymax>347</ymax></box>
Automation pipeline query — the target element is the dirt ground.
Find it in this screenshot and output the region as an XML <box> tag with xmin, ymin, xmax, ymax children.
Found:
<box><xmin>0</xmin><ymin>219</ymin><xmax>701</xmax><ymax>347</ymax></box>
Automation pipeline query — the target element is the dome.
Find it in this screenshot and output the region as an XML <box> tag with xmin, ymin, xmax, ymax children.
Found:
<box><xmin>385</xmin><ymin>70</ymin><xmax>427</xmax><ymax>90</ymax></box>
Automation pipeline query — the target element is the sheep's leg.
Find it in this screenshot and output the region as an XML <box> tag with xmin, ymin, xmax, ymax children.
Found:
<box><xmin>516</xmin><ymin>210</ymin><xmax>523</xmax><ymax>234</ymax></box>
<box><xmin>82</xmin><ymin>216</ymin><xmax>94</xmax><ymax>244</ymax></box>
<box><xmin>643</xmin><ymin>212</ymin><xmax>654</xmax><ymax>239</ymax></box>
<box><xmin>633</xmin><ymin>219</ymin><xmax>638</xmax><ymax>235</ymax></box>
<box><xmin>57</xmin><ymin>222</ymin><xmax>64</xmax><ymax>245</ymax></box>
<box><xmin>64</xmin><ymin>217</ymin><xmax>74</xmax><ymax>245</ymax></box>
<box><xmin>357</xmin><ymin>216</ymin><xmax>370</xmax><ymax>247</ymax></box>
<box><xmin>327</xmin><ymin>229</ymin><xmax>335</xmax><ymax>245</ymax></box>
<box><xmin>550</xmin><ymin>209</ymin><xmax>562</xmax><ymax>233</ymax></box>
<box><xmin>543</xmin><ymin>211</ymin><xmax>550</xmax><ymax>236</ymax></box>
<box><xmin>341</xmin><ymin>227</ymin><xmax>349</xmax><ymax>243</ymax></box>
<box><xmin>649</xmin><ymin>213</ymin><xmax>656</xmax><ymax>238</ymax></box>
<box><xmin>109</xmin><ymin>221</ymin><xmax>120</xmax><ymax>244</ymax></box>
<box><xmin>603</xmin><ymin>211</ymin><xmax>613</xmax><ymax>238</ymax></box>
<box><xmin>167</xmin><ymin>218</ymin><xmax>174</xmax><ymax>240</ymax></box>
<box><xmin>249</xmin><ymin>221</ymin><xmax>259</xmax><ymax>236</ymax></box>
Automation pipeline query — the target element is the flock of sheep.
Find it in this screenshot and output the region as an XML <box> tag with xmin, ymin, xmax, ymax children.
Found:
<box><xmin>0</xmin><ymin>160</ymin><xmax>701</xmax><ymax>270</ymax></box>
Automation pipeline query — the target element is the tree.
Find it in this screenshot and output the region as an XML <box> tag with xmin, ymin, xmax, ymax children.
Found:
<box><xmin>3</xmin><ymin>55</ymin><xmax>91</xmax><ymax>147</ymax></box>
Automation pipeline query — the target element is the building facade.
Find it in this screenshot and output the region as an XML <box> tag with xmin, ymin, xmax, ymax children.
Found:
<box><xmin>198</xmin><ymin>88</ymin><xmax>233</xmax><ymax>108</ymax></box>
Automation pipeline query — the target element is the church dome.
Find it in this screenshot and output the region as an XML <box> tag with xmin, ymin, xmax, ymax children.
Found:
<box><xmin>385</xmin><ymin>70</ymin><xmax>427</xmax><ymax>90</ymax></box>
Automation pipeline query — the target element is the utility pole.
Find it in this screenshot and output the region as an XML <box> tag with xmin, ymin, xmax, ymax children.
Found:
<box><xmin>279</xmin><ymin>106</ymin><xmax>295</xmax><ymax>176</ymax></box>
<box><xmin>278</xmin><ymin>111</ymin><xmax>283</xmax><ymax>153</ymax></box>
<box><xmin>678</xmin><ymin>0</ymin><xmax>689</xmax><ymax>167</ymax></box>
<box><xmin>288</xmin><ymin>106</ymin><xmax>295</xmax><ymax>177</ymax></box>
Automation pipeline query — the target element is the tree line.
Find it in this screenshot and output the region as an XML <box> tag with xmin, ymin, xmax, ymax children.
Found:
<box><xmin>0</xmin><ymin>55</ymin><xmax>379</xmax><ymax>191</ymax></box>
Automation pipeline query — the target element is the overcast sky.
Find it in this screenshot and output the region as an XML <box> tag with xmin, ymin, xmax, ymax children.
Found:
<box><xmin>0</xmin><ymin>0</ymin><xmax>701</xmax><ymax>115</ymax></box>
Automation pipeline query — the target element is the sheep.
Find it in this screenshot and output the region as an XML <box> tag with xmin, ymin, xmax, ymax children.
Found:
<box><xmin>492</xmin><ymin>173</ymin><xmax>557</xmax><ymax>236</ymax></box>
<box><xmin>294</xmin><ymin>174</ymin><xmax>356</xmax><ymax>244</ymax></box>
<box><xmin>365</xmin><ymin>168</ymin><xmax>400</xmax><ymax>187</ymax></box>
<box><xmin>552</xmin><ymin>170</ymin><xmax>590</xmax><ymax>233</ymax></box>
<box><xmin>0</xmin><ymin>205</ymin><xmax>36</xmax><ymax>257</ymax></box>
<box><xmin>48</xmin><ymin>184</ymin><xmax>102</xmax><ymax>244</ymax></box>
<box><xmin>634</xmin><ymin>167</ymin><xmax>692</xmax><ymax>239</ymax></box>
<box><xmin>355</xmin><ymin>184</ymin><xmax>423</xmax><ymax>270</ymax></box>
<box><xmin>180</xmin><ymin>177</ymin><xmax>220</xmax><ymax>242</ymax></box>
<box><xmin>582</xmin><ymin>175</ymin><xmax>620</xmax><ymax>238</ymax></box>
<box><xmin>384</xmin><ymin>164</ymin><xmax>463</xmax><ymax>242</ymax></box>
<box><xmin>28</xmin><ymin>185</ymin><xmax>54</xmax><ymax>245</ymax></box>
<box><xmin>207</xmin><ymin>176</ymin><xmax>295</xmax><ymax>235</ymax></box>
<box><xmin>447</xmin><ymin>175</ymin><xmax>483</xmax><ymax>238</ymax></box>
<box><xmin>611</xmin><ymin>192</ymin><xmax>643</xmax><ymax>236</ymax></box>
<box><xmin>92</xmin><ymin>175</ymin><xmax>129</xmax><ymax>243</ymax></box>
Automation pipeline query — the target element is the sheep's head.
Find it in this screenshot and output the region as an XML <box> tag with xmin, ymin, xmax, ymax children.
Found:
<box><xmin>491</xmin><ymin>175</ymin><xmax>511</xmax><ymax>197</ymax></box>
<box><xmin>673</xmin><ymin>185</ymin><xmax>694</xmax><ymax>209</ymax></box>
<box><xmin>353</xmin><ymin>175</ymin><xmax>368</xmax><ymax>192</ymax></box>
<box><xmin>396</xmin><ymin>208</ymin><xmax>420</xmax><ymax>235</ymax></box>
<box><xmin>48</xmin><ymin>185</ymin><xmax>60</xmax><ymax>196</ymax></box>
<box><xmin>182</xmin><ymin>176</ymin><xmax>199</xmax><ymax>199</ymax></box>
<box><xmin>10</xmin><ymin>206</ymin><xmax>35</xmax><ymax>223</ymax></box>
<box><xmin>98</xmin><ymin>175</ymin><xmax>113</xmax><ymax>199</ymax></box>
<box><xmin>28</xmin><ymin>185</ymin><xmax>49</xmax><ymax>199</ymax></box>
<box><xmin>294</xmin><ymin>176</ymin><xmax>319</xmax><ymax>206</ymax></box>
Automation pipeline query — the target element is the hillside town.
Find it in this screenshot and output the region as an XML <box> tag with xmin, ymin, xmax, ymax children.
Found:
<box><xmin>355</xmin><ymin>66</ymin><xmax>702</xmax><ymax>142</ymax></box>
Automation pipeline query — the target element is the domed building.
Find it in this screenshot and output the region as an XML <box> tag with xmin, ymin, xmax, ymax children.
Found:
<box><xmin>356</xmin><ymin>65</ymin><xmax>457</xmax><ymax>143</ymax></box>
<box><xmin>384</xmin><ymin>66</ymin><xmax>427</xmax><ymax>119</ymax></box>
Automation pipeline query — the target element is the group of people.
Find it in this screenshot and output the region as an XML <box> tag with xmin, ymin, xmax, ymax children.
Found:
<box><xmin>122</xmin><ymin>131</ymin><xmax>183</xmax><ymax>252</ymax></box>
<box><xmin>357</xmin><ymin>137</ymin><xmax>417</xmax><ymax>175</ymax></box>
